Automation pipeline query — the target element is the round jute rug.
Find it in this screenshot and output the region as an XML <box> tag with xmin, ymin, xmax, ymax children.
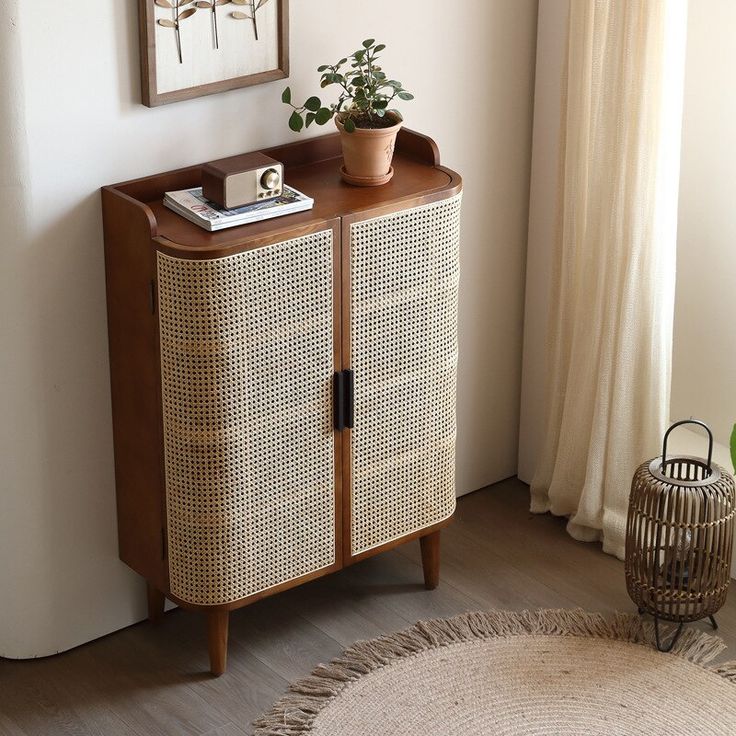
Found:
<box><xmin>253</xmin><ymin>609</ymin><xmax>736</xmax><ymax>736</ymax></box>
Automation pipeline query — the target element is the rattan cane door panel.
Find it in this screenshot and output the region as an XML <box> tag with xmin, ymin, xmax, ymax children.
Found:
<box><xmin>348</xmin><ymin>194</ymin><xmax>462</xmax><ymax>556</ymax></box>
<box><xmin>157</xmin><ymin>229</ymin><xmax>337</xmax><ymax>605</ymax></box>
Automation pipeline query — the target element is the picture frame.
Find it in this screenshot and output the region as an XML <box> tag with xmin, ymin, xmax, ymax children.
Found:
<box><xmin>138</xmin><ymin>0</ymin><xmax>289</xmax><ymax>107</ymax></box>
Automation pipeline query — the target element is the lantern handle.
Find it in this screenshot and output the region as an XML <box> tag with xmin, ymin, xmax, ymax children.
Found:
<box><xmin>661</xmin><ymin>419</ymin><xmax>714</xmax><ymax>471</ymax></box>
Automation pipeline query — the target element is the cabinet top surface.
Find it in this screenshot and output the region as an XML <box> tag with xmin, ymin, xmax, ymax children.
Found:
<box><xmin>104</xmin><ymin>130</ymin><xmax>461</xmax><ymax>256</ymax></box>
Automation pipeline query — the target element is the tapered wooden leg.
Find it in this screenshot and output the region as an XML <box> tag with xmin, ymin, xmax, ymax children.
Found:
<box><xmin>146</xmin><ymin>582</ymin><xmax>165</xmax><ymax>625</ymax></box>
<box><xmin>420</xmin><ymin>530</ymin><xmax>441</xmax><ymax>590</ymax></box>
<box><xmin>207</xmin><ymin>609</ymin><xmax>229</xmax><ymax>676</ymax></box>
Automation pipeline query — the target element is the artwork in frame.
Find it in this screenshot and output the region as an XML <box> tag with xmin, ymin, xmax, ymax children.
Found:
<box><xmin>139</xmin><ymin>0</ymin><xmax>289</xmax><ymax>107</ymax></box>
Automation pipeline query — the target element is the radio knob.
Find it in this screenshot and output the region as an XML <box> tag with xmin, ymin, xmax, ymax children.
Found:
<box><xmin>260</xmin><ymin>168</ymin><xmax>281</xmax><ymax>190</ymax></box>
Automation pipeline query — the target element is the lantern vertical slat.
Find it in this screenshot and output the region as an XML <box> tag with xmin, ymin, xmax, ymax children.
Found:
<box><xmin>625</xmin><ymin>420</ymin><xmax>735</xmax><ymax>652</ymax></box>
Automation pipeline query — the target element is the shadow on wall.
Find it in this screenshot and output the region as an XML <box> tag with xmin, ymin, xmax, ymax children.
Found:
<box><xmin>0</xmin><ymin>2</ymin><xmax>136</xmax><ymax>659</ymax></box>
<box><xmin>3</xmin><ymin>190</ymin><xmax>147</xmax><ymax>658</ymax></box>
<box><xmin>115</xmin><ymin>0</ymin><xmax>144</xmax><ymax>109</ymax></box>
<box><xmin>1</xmin><ymin>0</ymin><xmax>279</xmax><ymax>659</ymax></box>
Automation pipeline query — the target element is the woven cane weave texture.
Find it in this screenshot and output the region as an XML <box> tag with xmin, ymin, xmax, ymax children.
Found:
<box><xmin>255</xmin><ymin>610</ymin><xmax>736</xmax><ymax>736</ymax></box>
<box><xmin>349</xmin><ymin>195</ymin><xmax>461</xmax><ymax>555</ymax></box>
<box><xmin>307</xmin><ymin>635</ymin><xmax>736</xmax><ymax>736</ymax></box>
<box><xmin>626</xmin><ymin>458</ymin><xmax>735</xmax><ymax>622</ymax></box>
<box><xmin>157</xmin><ymin>231</ymin><xmax>335</xmax><ymax>605</ymax></box>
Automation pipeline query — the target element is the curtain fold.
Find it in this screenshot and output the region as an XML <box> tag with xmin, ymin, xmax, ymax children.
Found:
<box><xmin>530</xmin><ymin>0</ymin><xmax>688</xmax><ymax>558</ymax></box>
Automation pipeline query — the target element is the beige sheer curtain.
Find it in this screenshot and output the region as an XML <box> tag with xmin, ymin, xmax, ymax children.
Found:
<box><xmin>530</xmin><ymin>0</ymin><xmax>688</xmax><ymax>558</ymax></box>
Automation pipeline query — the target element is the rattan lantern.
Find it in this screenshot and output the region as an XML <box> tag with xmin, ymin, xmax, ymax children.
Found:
<box><xmin>625</xmin><ymin>419</ymin><xmax>735</xmax><ymax>651</ymax></box>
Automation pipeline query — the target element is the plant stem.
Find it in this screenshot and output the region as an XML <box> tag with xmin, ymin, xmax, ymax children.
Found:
<box><xmin>212</xmin><ymin>3</ymin><xmax>219</xmax><ymax>49</ymax></box>
<box><xmin>251</xmin><ymin>0</ymin><xmax>259</xmax><ymax>40</ymax></box>
<box><xmin>366</xmin><ymin>47</ymin><xmax>374</xmax><ymax>121</ymax></box>
<box><xmin>174</xmin><ymin>0</ymin><xmax>182</xmax><ymax>63</ymax></box>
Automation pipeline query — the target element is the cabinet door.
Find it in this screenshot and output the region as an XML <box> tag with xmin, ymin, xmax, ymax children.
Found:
<box><xmin>157</xmin><ymin>227</ymin><xmax>340</xmax><ymax>605</ymax></box>
<box><xmin>345</xmin><ymin>194</ymin><xmax>462</xmax><ymax>558</ymax></box>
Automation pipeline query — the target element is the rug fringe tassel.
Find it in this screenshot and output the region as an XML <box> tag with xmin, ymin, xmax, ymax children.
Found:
<box><xmin>252</xmin><ymin>608</ymin><xmax>733</xmax><ymax>735</ymax></box>
<box><xmin>712</xmin><ymin>660</ymin><xmax>736</xmax><ymax>682</ymax></box>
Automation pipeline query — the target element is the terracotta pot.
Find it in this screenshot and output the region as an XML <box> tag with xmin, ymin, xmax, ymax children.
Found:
<box><xmin>335</xmin><ymin>113</ymin><xmax>403</xmax><ymax>186</ymax></box>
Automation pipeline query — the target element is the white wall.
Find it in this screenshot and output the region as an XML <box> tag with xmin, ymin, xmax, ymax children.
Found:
<box><xmin>671</xmin><ymin>0</ymin><xmax>736</xmax><ymax>457</ymax></box>
<box><xmin>518</xmin><ymin>0</ymin><xmax>568</xmax><ymax>484</ymax></box>
<box><xmin>672</xmin><ymin>0</ymin><xmax>736</xmax><ymax>575</ymax></box>
<box><xmin>0</xmin><ymin>1</ymin><xmax>539</xmax><ymax>657</ymax></box>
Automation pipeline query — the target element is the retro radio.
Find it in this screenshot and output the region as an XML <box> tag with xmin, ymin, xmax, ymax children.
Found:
<box><xmin>201</xmin><ymin>152</ymin><xmax>284</xmax><ymax>209</ymax></box>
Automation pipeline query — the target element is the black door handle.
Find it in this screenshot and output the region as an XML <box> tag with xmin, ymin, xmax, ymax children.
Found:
<box><xmin>344</xmin><ymin>369</ymin><xmax>354</xmax><ymax>430</ymax></box>
<box><xmin>334</xmin><ymin>371</ymin><xmax>345</xmax><ymax>431</ymax></box>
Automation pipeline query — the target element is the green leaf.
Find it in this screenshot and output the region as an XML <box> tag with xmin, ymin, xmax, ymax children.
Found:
<box><xmin>315</xmin><ymin>107</ymin><xmax>332</xmax><ymax>125</ymax></box>
<box><xmin>305</xmin><ymin>112</ymin><xmax>316</xmax><ymax>128</ymax></box>
<box><xmin>288</xmin><ymin>110</ymin><xmax>304</xmax><ymax>132</ymax></box>
<box><xmin>374</xmin><ymin>44</ymin><xmax>385</xmax><ymax>52</ymax></box>
<box><xmin>362</xmin><ymin>38</ymin><xmax>375</xmax><ymax>48</ymax></box>
<box><xmin>281</xmin><ymin>86</ymin><xmax>291</xmax><ymax>104</ymax></box>
<box><xmin>353</xmin><ymin>49</ymin><xmax>365</xmax><ymax>61</ymax></box>
<box><xmin>338</xmin><ymin>58</ymin><xmax>348</xmax><ymax>66</ymax></box>
<box><xmin>317</xmin><ymin>64</ymin><xmax>329</xmax><ymax>72</ymax></box>
<box><xmin>397</xmin><ymin>91</ymin><xmax>414</xmax><ymax>100</ymax></box>
<box><xmin>373</xmin><ymin>99</ymin><xmax>388</xmax><ymax>109</ymax></box>
<box><xmin>343</xmin><ymin>117</ymin><xmax>356</xmax><ymax>133</ymax></box>
<box><xmin>730</xmin><ymin>423</ymin><xmax>736</xmax><ymax>473</ymax></box>
<box><xmin>304</xmin><ymin>96</ymin><xmax>321</xmax><ymax>112</ymax></box>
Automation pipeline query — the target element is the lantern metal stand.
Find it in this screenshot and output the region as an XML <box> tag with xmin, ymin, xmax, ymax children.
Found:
<box><xmin>625</xmin><ymin>419</ymin><xmax>735</xmax><ymax>652</ymax></box>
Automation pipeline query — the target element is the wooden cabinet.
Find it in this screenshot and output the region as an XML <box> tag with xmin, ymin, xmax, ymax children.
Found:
<box><xmin>102</xmin><ymin>130</ymin><xmax>462</xmax><ymax>674</ymax></box>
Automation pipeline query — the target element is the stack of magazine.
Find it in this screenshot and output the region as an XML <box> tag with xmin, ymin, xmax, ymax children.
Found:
<box><xmin>163</xmin><ymin>185</ymin><xmax>314</xmax><ymax>232</ymax></box>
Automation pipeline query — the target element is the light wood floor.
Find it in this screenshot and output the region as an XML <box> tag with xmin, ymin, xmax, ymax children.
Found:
<box><xmin>2</xmin><ymin>478</ymin><xmax>735</xmax><ymax>736</ymax></box>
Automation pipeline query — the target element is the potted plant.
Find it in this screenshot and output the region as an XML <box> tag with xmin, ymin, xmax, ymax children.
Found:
<box><xmin>282</xmin><ymin>39</ymin><xmax>414</xmax><ymax>186</ymax></box>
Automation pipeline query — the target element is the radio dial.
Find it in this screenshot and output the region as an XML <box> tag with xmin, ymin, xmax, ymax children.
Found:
<box><xmin>261</xmin><ymin>168</ymin><xmax>281</xmax><ymax>191</ymax></box>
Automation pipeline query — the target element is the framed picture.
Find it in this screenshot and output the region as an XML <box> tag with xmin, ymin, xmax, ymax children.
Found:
<box><xmin>139</xmin><ymin>0</ymin><xmax>289</xmax><ymax>107</ymax></box>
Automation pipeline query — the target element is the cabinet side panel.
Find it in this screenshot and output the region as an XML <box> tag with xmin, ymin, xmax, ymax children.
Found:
<box><xmin>349</xmin><ymin>194</ymin><xmax>462</xmax><ymax>556</ymax></box>
<box><xmin>157</xmin><ymin>230</ymin><xmax>336</xmax><ymax>605</ymax></box>
<box><xmin>102</xmin><ymin>189</ymin><xmax>166</xmax><ymax>589</ymax></box>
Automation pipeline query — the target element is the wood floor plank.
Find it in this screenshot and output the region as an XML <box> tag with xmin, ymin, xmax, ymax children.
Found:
<box><xmin>446</xmin><ymin>480</ymin><xmax>636</xmax><ymax>612</ymax></box>
<box><xmin>120</xmin><ymin>607</ymin><xmax>289</xmax><ymax>731</ymax></box>
<box><xmin>0</xmin><ymin>711</ymin><xmax>27</xmax><ymax>736</ymax></box>
<box><xmin>201</xmin><ymin>724</ymin><xmax>250</xmax><ymax>736</ymax></box>
<box><xmin>227</xmin><ymin>598</ymin><xmax>345</xmax><ymax>683</ymax></box>
<box><xmin>0</xmin><ymin>654</ymin><xmax>136</xmax><ymax>736</ymax></box>
<box><xmin>276</xmin><ymin>568</ymin><xmax>412</xmax><ymax>647</ymax></box>
<box><xmin>58</xmin><ymin>636</ymin><xmax>225</xmax><ymax>736</ymax></box>
<box><xmin>397</xmin><ymin>523</ymin><xmax>578</xmax><ymax>611</ymax></box>
<box><xmin>337</xmin><ymin>548</ymin><xmax>485</xmax><ymax>623</ymax></box>
<box><xmin>2</xmin><ymin>478</ymin><xmax>735</xmax><ymax>736</ymax></box>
